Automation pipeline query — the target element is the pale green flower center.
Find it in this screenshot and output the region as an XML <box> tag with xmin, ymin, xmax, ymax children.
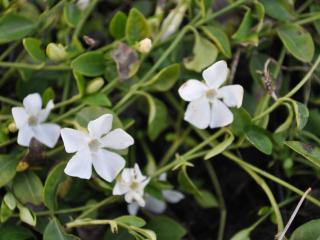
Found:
<box><xmin>28</xmin><ymin>116</ymin><xmax>38</xmax><ymax>126</ymax></box>
<box><xmin>205</xmin><ymin>88</ymin><xmax>217</xmax><ymax>100</ymax></box>
<box><xmin>88</xmin><ymin>139</ymin><xmax>100</xmax><ymax>152</ymax></box>
<box><xmin>130</xmin><ymin>181</ymin><xmax>140</xmax><ymax>190</ymax></box>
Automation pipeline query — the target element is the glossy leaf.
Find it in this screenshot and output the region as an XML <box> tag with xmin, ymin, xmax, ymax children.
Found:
<box><xmin>285</xmin><ymin>141</ymin><xmax>320</xmax><ymax>169</ymax></box>
<box><xmin>148</xmin><ymin>64</ymin><xmax>180</xmax><ymax>92</ymax></box>
<box><xmin>291</xmin><ymin>101</ymin><xmax>309</xmax><ymax>130</ymax></box>
<box><xmin>230</xmin><ymin>228</ymin><xmax>252</xmax><ymax>240</ymax></box>
<box><xmin>82</xmin><ymin>93</ymin><xmax>112</xmax><ymax>107</ymax></box>
<box><xmin>277</xmin><ymin>24</ymin><xmax>314</xmax><ymax>62</ymax></box>
<box><xmin>0</xmin><ymin>154</ymin><xmax>21</xmax><ymax>188</ymax></box>
<box><xmin>0</xmin><ymin>14</ymin><xmax>35</xmax><ymax>44</ymax></box>
<box><xmin>126</xmin><ymin>8</ymin><xmax>150</xmax><ymax>44</ymax></box>
<box><xmin>115</xmin><ymin>215</ymin><xmax>146</xmax><ymax>227</ymax></box>
<box><xmin>260</xmin><ymin>0</ymin><xmax>295</xmax><ymax>21</ymax></box>
<box><xmin>201</xmin><ymin>26</ymin><xmax>231</xmax><ymax>58</ymax></box>
<box><xmin>44</xmin><ymin>218</ymin><xmax>79</xmax><ymax>240</ymax></box>
<box><xmin>71</xmin><ymin>52</ymin><xmax>106</xmax><ymax>77</ymax></box>
<box><xmin>44</xmin><ymin>162</ymin><xmax>67</xmax><ymax>210</ymax></box>
<box><xmin>195</xmin><ymin>190</ymin><xmax>219</xmax><ymax>208</ymax></box>
<box><xmin>245</xmin><ymin>126</ymin><xmax>272</xmax><ymax>155</ymax></box>
<box><xmin>184</xmin><ymin>30</ymin><xmax>217</xmax><ymax>72</ymax></box>
<box><xmin>231</xmin><ymin>108</ymin><xmax>252</xmax><ymax>136</ymax></box>
<box><xmin>109</xmin><ymin>11</ymin><xmax>127</xmax><ymax>39</ymax></box>
<box><xmin>205</xmin><ymin>133</ymin><xmax>234</xmax><ymax>160</ymax></box>
<box><xmin>23</xmin><ymin>38</ymin><xmax>46</xmax><ymax>62</ymax></box>
<box><xmin>0</xmin><ymin>224</ymin><xmax>34</xmax><ymax>240</ymax></box>
<box><xmin>178</xmin><ymin>164</ymin><xmax>201</xmax><ymax>196</ymax></box>
<box><xmin>290</xmin><ymin>219</ymin><xmax>320</xmax><ymax>240</ymax></box>
<box><xmin>13</xmin><ymin>171</ymin><xmax>44</xmax><ymax>205</ymax></box>
<box><xmin>63</xmin><ymin>2</ymin><xmax>82</xmax><ymax>28</ymax></box>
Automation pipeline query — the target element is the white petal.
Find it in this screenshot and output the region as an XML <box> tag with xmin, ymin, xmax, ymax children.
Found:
<box><xmin>218</xmin><ymin>85</ymin><xmax>244</xmax><ymax>108</ymax></box>
<box><xmin>17</xmin><ymin>126</ymin><xmax>34</xmax><ymax>147</ymax></box>
<box><xmin>163</xmin><ymin>190</ymin><xmax>184</xmax><ymax>203</ymax></box>
<box><xmin>184</xmin><ymin>98</ymin><xmax>210</xmax><ymax>129</ymax></box>
<box><xmin>121</xmin><ymin>168</ymin><xmax>134</xmax><ymax>183</ymax></box>
<box><xmin>159</xmin><ymin>173</ymin><xmax>167</xmax><ymax>181</ymax></box>
<box><xmin>145</xmin><ymin>195</ymin><xmax>166</xmax><ymax>214</ymax></box>
<box><xmin>92</xmin><ymin>149</ymin><xmax>125</xmax><ymax>182</ymax></box>
<box><xmin>88</xmin><ymin>114</ymin><xmax>113</xmax><ymax>139</ymax></box>
<box><xmin>202</xmin><ymin>60</ymin><xmax>229</xmax><ymax>89</ymax></box>
<box><xmin>32</xmin><ymin>123</ymin><xmax>60</xmax><ymax>148</ymax></box>
<box><xmin>38</xmin><ymin>100</ymin><xmax>54</xmax><ymax>123</ymax></box>
<box><xmin>64</xmin><ymin>150</ymin><xmax>92</xmax><ymax>179</ymax></box>
<box><xmin>210</xmin><ymin>99</ymin><xmax>234</xmax><ymax>128</ymax></box>
<box><xmin>128</xmin><ymin>202</ymin><xmax>140</xmax><ymax>216</ymax></box>
<box><xmin>125</xmin><ymin>191</ymin><xmax>134</xmax><ymax>203</ymax></box>
<box><xmin>133</xmin><ymin>192</ymin><xmax>146</xmax><ymax>207</ymax></box>
<box><xmin>133</xmin><ymin>163</ymin><xmax>146</xmax><ymax>182</ymax></box>
<box><xmin>113</xmin><ymin>182</ymin><xmax>129</xmax><ymax>195</ymax></box>
<box><xmin>61</xmin><ymin>128</ymin><xmax>89</xmax><ymax>153</ymax></box>
<box><xmin>178</xmin><ymin>79</ymin><xmax>207</xmax><ymax>102</ymax></box>
<box><xmin>100</xmin><ymin>129</ymin><xmax>134</xmax><ymax>150</ymax></box>
<box><xmin>23</xmin><ymin>93</ymin><xmax>42</xmax><ymax>116</ymax></box>
<box><xmin>12</xmin><ymin>107</ymin><xmax>29</xmax><ymax>129</ymax></box>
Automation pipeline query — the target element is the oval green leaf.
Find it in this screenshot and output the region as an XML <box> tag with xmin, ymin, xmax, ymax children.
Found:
<box><xmin>44</xmin><ymin>218</ymin><xmax>79</xmax><ymax>240</ymax></box>
<box><xmin>290</xmin><ymin>219</ymin><xmax>320</xmax><ymax>240</ymax></box>
<box><xmin>23</xmin><ymin>38</ymin><xmax>46</xmax><ymax>62</ymax></box>
<box><xmin>245</xmin><ymin>126</ymin><xmax>272</xmax><ymax>155</ymax></box>
<box><xmin>109</xmin><ymin>11</ymin><xmax>127</xmax><ymax>39</ymax></box>
<box><xmin>0</xmin><ymin>154</ymin><xmax>21</xmax><ymax>188</ymax></box>
<box><xmin>71</xmin><ymin>52</ymin><xmax>106</xmax><ymax>77</ymax></box>
<box><xmin>125</xmin><ymin>8</ymin><xmax>150</xmax><ymax>44</ymax></box>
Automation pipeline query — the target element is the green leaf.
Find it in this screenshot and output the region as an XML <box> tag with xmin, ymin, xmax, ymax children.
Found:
<box><xmin>184</xmin><ymin>30</ymin><xmax>217</xmax><ymax>72</ymax></box>
<box><xmin>73</xmin><ymin>71</ymin><xmax>86</xmax><ymax>96</ymax></box>
<box><xmin>4</xmin><ymin>192</ymin><xmax>16</xmax><ymax>210</ymax></box>
<box><xmin>148</xmin><ymin>64</ymin><xmax>180</xmax><ymax>92</ymax></box>
<box><xmin>146</xmin><ymin>216</ymin><xmax>187</xmax><ymax>240</ymax></box>
<box><xmin>290</xmin><ymin>219</ymin><xmax>320</xmax><ymax>240</ymax></box>
<box><xmin>42</xmin><ymin>87</ymin><xmax>55</xmax><ymax>105</ymax></box>
<box><xmin>204</xmin><ymin>133</ymin><xmax>234</xmax><ymax>160</ymax></box>
<box><xmin>1</xmin><ymin>200</ymin><xmax>13</xmax><ymax>223</ymax></box>
<box><xmin>195</xmin><ymin>190</ymin><xmax>219</xmax><ymax>208</ymax></box>
<box><xmin>230</xmin><ymin>228</ymin><xmax>252</xmax><ymax>240</ymax></box>
<box><xmin>115</xmin><ymin>215</ymin><xmax>146</xmax><ymax>227</ymax></box>
<box><xmin>260</xmin><ymin>0</ymin><xmax>295</xmax><ymax>21</ymax></box>
<box><xmin>291</xmin><ymin>101</ymin><xmax>309</xmax><ymax>130</ymax></box>
<box><xmin>0</xmin><ymin>154</ymin><xmax>21</xmax><ymax>188</ymax></box>
<box><xmin>178</xmin><ymin>164</ymin><xmax>201</xmax><ymax>196</ymax></box>
<box><xmin>201</xmin><ymin>26</ymin><xmax>231</xmax><ymax>58</ymax></box>
<box><xmin>285</xmin><ymin>141</ymin><xmax>320</xmax><ymax>169</ymax></box>
<box><xmin>71</xmin><ymin>52</ymin><xmax>106</xmax><ymax>77</ymax></box>
<box><xmin>277</xmin><ymin>24</ymin><xmax>314</xmax><ymax>62</ymax></box>
<box><xmin>0</xmin><ymin>224</ymin><xmax>34</xmax><ymax>240</ymax></box>
<box><xmin>232</xmin><ymin>8</ymin><xmax>258</xmax><ymax>46</ymax></box>
<box><xmin>109</xmin><ymin>11</ymin><xmax>127</xmax><ymax>39</ymax></box>
<box><xmin>17</xmin><ymin>204</ymin><xmax>36</xmax><ymax>226</ymax></box>
<box><xmin>147</xmin><ymin>98</ymin><xmax>170</xmax><ymax>141</ymax></box>
<box><xmin>126</xmin><ymin>8</ymin><xmax>150</xmax><ymax>44</ymax></box>
<box><xmin>231</xmin><ymin>108</ymin><xmax>252</xmax><ymax>136</ymax></box>
<box><xmin>63</xmin><ymin>2</ymin><xmax>82</xmax><ymax>28</ymax></box>
<box><xmin>82</xmin><ymin>93</ymin><xmax>112</xmax><ymax>107</ymax></box>
<box><xmin>13</xmin><ymin>171</ymin><xmax>44</xmax><ymax>205</ymax></box>
<box><xmin>44</xmin><ymin>218</ymin><xmax>79</xmax><ymax>240</ymax></box>
<box><xmin>44</xmin><ymin>162</ymin><xmax>67</xmax><ymax>210</ymax></box>
<box><xmin>0</xmin><ymin>14</ymin><xmax>36</xmax><ymax>44</ymax></box>
<box><xmin>23</xmin><ymin>38</ymin><xmax>46</xmax><ymax>62</ymax></box>
<box><xmin>245</xmin><ymin>126</ymin><xmax>272</xmax><ymax>155</ymax></box>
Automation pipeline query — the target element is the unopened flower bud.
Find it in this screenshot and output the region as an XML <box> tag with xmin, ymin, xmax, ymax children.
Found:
<box><xmin>46</xmin><ymin>43</ymin><xmax>68</xmax><ymax>62</ymax></box>
<box><xmin>8</xmin><ymin>122</ymin><xmax>17</xmax><ymax>133</ymax></box>
<box><xmin>86</xmin><ymin>77</ymin><xmax>104</xmax><ymax>94</ymax></box>
<box><xmin>137</xmin><ymin>38</ymin><xmax>152</xmax><ymax>54</ymax></box>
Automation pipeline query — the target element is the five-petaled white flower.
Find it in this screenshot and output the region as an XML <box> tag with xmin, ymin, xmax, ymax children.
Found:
<box><xmin>113</xmin><ymin>164</ymin><xmax>150</xmax><ymax>215</ymax></box>
<box><xmin>178</xmin><ymin>60</ymin><xmax>244</xmax><ymax>129</ymax></box>
<box><xmin>11</xmin><ymin>93</ymin><xmax>60</xmax><ymax>148</ymax></box>
<box><xmin>144</xmin><ymin>173</ymin><xmax>184</xmax><ymax>214</ymax></box>
<box><xmin>61</xmin><ymin>114</ymin><xmax>134</xmax><ymax>182</ymax></box>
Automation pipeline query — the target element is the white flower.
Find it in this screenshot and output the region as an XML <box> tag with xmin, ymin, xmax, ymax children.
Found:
<box><xmin>178</xmin><ymin>60</ymin><xmax>244</xmax><ymax>129</ymax></box>
<box><xmin>77</xmin><ymin>0</ymin><xmax>90</xmax><ymax>10</ymax></box>
<box><xmin>144</xmin><ymin>173</ymin><xmax>184</xmax><ymax>214</ymax></box>
<box><xmin>113</xmin><ymin>164</ymin><xmax>150</xmax><ymax>215</ymax></box>
<box><xmin>11</xmin><ymin>93</ymin><xmax>60</xmax><ymax>148</ymax></box>
<box><xmin>61</xmin><ymin>114</ymin><xmax>134</xmax><ymax>182</ymax></box>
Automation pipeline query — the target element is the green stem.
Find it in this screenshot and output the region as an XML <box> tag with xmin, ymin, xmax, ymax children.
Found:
<box><xmin>52</xmin><ymin>104</ymin><xmax>85</xmax><ymax>123</ymax></box>
<box><xmin>34</xmin><ymin>205</ymin><xmax>91</xmax><ymax>216</ymax></box>
<box><xmin>53</xmin><ymin>95</ymin><xmax>81</xmax><ymax>110</ymax></box>
<box><xmin>294</xmin><ymin>12</ymin><xmax>320</xmax><ymax>25</ymax></box>
<box><xmin>0</xmin><ymin>62</ymin><xmax>70</xmax><ymax>71</ymax></box>
<box><xmin>0</xmin><ymin>96</ymin><xmax>21</xmax><ymax>106</ymax></box>
<box><xmin>0</xmin><ymin>138</ymin><xmax>16</xmax><ymax>148</ymax></box>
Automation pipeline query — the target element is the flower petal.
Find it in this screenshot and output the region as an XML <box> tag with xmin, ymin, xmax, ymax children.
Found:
<box><xmin>145</xmin><ymin>195</ymin><xmax>166</xmax><ymax>214</ymax></box>
<box><xmin>32</xmin><ymin>123</ymin><xmax>61</xmax><ymax>148</ymax></box>
<box><xmin>178</xmin><ymin>79</ymin><xmax>207</xmax><ymax>101</ymax></box>
<box><xmin>218</xmin><ymin>85</ymin><xmax>244</xmax><ymax>108</ymax></box>
<box><xmin>92</xmin><ymin>149</ymin><xmax>125</xmax><ymax>182</ymax></box>
<box><xmin>163</xmin><ymin>190</ymin><xmax>184</xmax><ymax>203</ymax></box>
<box><xmin>210</xmin><ymin>99</ymin><xmax>233</xmax><ymax>128</ymax></box>
<box><xmin>159</xmin><ymin>173</ymin><xmax>167</xmax><ymax>181</ymax></box>
<box><xmin>64</xmin><ymin>150</ymin><xmax>92</xmax><ymax>179</ymax></box>
<box><xmin>12</xmin><ymin>107</ymin><xmax>29</xmax><ymax>129</ymax></box>
<box><xmin>88</xmin><ymin>114</ymin><xmax>113</xmax><ymax>139</ymax></box>
<box><xmin>184</xmin><ymin>98</ymin><xmax>210</xmax><ymax>129</ymax></box>
<box><xmin>61</xmin><ymin>128</ymin><xmax>89</xmax><ymax>153</ymax></box>
<box><xmin>38</xmin><ymin>100</ymin><xmax>54</xmax><ymax>123</ymax></box>
<box><xmin>17</xmin><ymin>126</ymin><xmax>34</xmax><ymax>147</ymax></box>
<box><xmin>113</xmin><ymin>182</ymin><xmax>129</xmax><ymax>195</ymax></box>
<box><xmin>128</xmin><ymin>202</ymin><xmax>140</xmax><ymax>216</ymax></box>
<box><xmin>100</xmin><ymin>129</ymin><xmax>134</xmax><ymax>150</ymax></box>
<box><xmin>23</xmin><ymin>93</ymin><xmax>42</xmax><ymax>116</ymax></box>
<box><xmin>202</xmin><ymin>60</ymin><xmax>229</xmax><ymax>89</ymax></box>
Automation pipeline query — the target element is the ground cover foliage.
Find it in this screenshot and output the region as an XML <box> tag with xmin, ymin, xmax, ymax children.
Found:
<box><xmin>1</xmin><ymin>0</ymin><xmax>320</xmax><ymax>239</ymax></box>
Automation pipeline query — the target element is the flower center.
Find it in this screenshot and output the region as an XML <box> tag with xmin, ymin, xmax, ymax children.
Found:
<box><xmin>28</xmin><ymin>116</ymin><xmax>38</xmax><ymax>126</ymax></box>
<box><xmin>88</xmin><ymin>139</ymin><xmax>101</xmax><ymax>152</ymax></box>
<box><xmin>130</xmin><ymin>181</ymin><xmax>140</xmax><ymax>190</ymax></box>
<box><xmin>205</xmin><ymin>88</ymin><xmax>217</xmax><ymax>100</ymax></box>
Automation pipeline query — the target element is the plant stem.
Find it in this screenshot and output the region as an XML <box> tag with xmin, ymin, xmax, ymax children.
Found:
<box><xmin>53</xmin><ymin>95</ymin><xmax>81</xmax><ymax>109</ymax></box>
<box><xmin>0</xmin><ymin>62</ymin><xmax>70</xmax><ymax>71</ymax></box>
<box><xmin>0</xmin><ymin>96</ymin><xmax>21</xmax><ymax>106</ymax></box>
